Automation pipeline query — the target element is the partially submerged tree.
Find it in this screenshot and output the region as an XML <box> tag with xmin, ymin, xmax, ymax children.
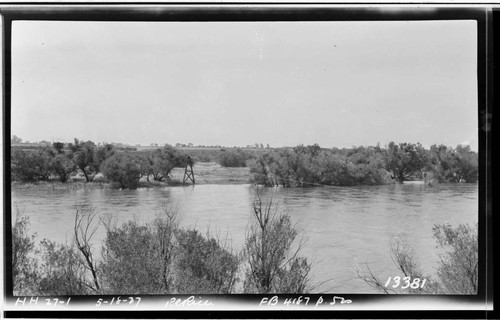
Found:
<box><xmin>101</xmin><ymin>152</ymin><xmax>142</xmax><ymax>189</ymax></box>
<box><xmin>11</xmin><ymin>147</ymin><xmax>52</xmax><ymax>182</ymax></box>
<box><xmin>384</xmin><ymin>142</ymin><xmax>427</xmax><ymax>183</ymax></box>
<box><xmin>150</xmin><ymin>146</ymin><xmax>188</xmax><ymax>181</ymax></box>
<box><xmin>137</xmin><ymin>152</ymin><xmax>154</xmax><ymax>182</ymax></box>
<box><xmin>68</xmin><ymin>139</ymin><xmax>114</xmax><ymax>182</ymax></box>
<box><xmin>50</xmin><ymin>153</ymin><xmax>77</xmax><ymax>183</ymax></box>
<box><xmin>249</xmin><ymin>145</ymin><xmax>389</xmax><ymax>187</ymax></box>
<box><xmin>427</xmin><ymin>144</ymin><xmax>478</xmax><ymax>183</ymax></box>
<box><xmin>452</xmin><ymin>145</ymin><xmax>478</xmax><ymax>183</ymax></box>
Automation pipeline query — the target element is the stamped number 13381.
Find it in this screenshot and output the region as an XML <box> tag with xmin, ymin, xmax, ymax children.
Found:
<box><xmin>385</xmin><ymin>276</ymin><xmax>426</xmax><ymax>289</ymax></box>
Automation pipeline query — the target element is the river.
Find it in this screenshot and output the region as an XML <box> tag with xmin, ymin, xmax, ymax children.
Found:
<box><xmin>11</xmin><ymin>182</ymin><xmax>478</xmax><ymax>293</ymax></box>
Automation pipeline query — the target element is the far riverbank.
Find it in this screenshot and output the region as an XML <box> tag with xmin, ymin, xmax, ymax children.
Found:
<box><xmin>11</xmin><ymin>162</ymin><xmax>251</xmax><ymax>191</ymax></box>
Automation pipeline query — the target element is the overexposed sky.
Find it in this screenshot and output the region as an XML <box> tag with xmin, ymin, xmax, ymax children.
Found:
<box><xmin>11</xmin><ymin>20</ymin><xmax>478</xmax><ymax>149</ymax></box>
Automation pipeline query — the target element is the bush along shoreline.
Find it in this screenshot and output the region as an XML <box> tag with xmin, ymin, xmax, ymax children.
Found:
<box><xmin>12</xmin><ymin>199</ymin><xmax>478</xmax><ymax>296</ymax></box>
<box><xmin>12</xmin><ymin>191</ymin><xmax>319</xmax><ymax>296</ymax></box>
<box><xmin>11</xmin><ymin>139</ymin><xmax>478</xmax><ymax>189</ymax></box>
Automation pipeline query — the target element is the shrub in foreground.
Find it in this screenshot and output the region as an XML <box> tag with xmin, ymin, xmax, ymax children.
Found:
<box><xmin>433</xmin><ymin>223</ymin><xmax>478</xmax><ymax>293</ymax></box>
<box><xmin>100</xmin><ymin>221</ymin><xmax>165</xmax><ymax>294</ymax></box>
<box><xmin>37</xmin><ymin>239</ymin><xmax>92</xmax><ymax>295</ymax></box>
<box><xmin>174</xmin><ymin>229</ymin><xmax>239</xmax><ymax>294</ymax></box>
<box><xmin>13</xmin><ymin>195</ymin><xmax>312</xmax><ymax>295</ymax></box>
<box><xmin>100</xmin><ymin>203</ymin><xmax>239</xmax><ymax>294</ymax></box>
<box><xmin>12</xmin><ymin>209</ymin><xmax>39</xmax><ymax>296</ymax></box>
<box><xmin>242</xmin><ymin>190</ymin><xmax>312</xmax><ymax>293</ymax></box>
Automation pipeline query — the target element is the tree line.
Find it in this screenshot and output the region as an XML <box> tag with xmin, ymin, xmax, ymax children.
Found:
<box><xmin>249</xmin><ymin>142</ymin><xmax>478</xmax><ymax>187</ymax></box>
<box><xmin>11</xmin><ymin>139</ymin><xmax>478</xmax><ymax>188</ymax></box>
<box><xmin>11</xmin><ymin>138</ymin><xmax>190</xmax><ymax>189</ymax></box>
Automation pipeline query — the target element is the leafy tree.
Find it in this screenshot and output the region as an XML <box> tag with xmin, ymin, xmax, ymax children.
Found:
<box><xmin>101</xmin><ymin>152</ymin><xmax>142</xmax><ymax>189</ymax></box>
<box><xmin>136</xmin><ymin>152</ymin><xmax>154</xmax><ymax>181</ymax></box>
<box><xmin>384</xmin><ymin>142</ymin><xmax>427</xmax><ymax>183</ymax></box>
<box><xmin>150</xmin><ymin>146</ymin><xmax>188</xmax><ymax>181</ymax></box>
<box><xmin>427</xmin><ymin>144</ymin><xmax>478</xmax><ymax>183</ymax></box>
<box><xmin>345</xmin><ymin>146</ymin><xmax>387</xmax><ymax>185</ymax></box>
<box><xmin>248</xmin><ymin>153</ymin><xmax>274</xmax><ymax>186</ymax></box>
<box><xmin>68</xmin><ymin>139</ymin><xmax>114</xmax><ymax>182</ymax></box>
<box><xmin>11</xmin><ymin>147</ymin><xmax>52</xmax><ymax>181</ymax></box>
<box><xmin>452</xmin><ymin>145</ymin><xmax>478</xmax><ymax>183</ymax></box>
<box><xmin>50</xmin><ymin>153</ymin><xmax>77</xmax><ymax>183</ymax></box>
<box><xmin>43</xmin><ymin>143</ymin><xmax>77</xmax><ymax>183</ymax></box>
<box><xmin>427</xmin><ymin>144</ymin><xmax>454</xmax><ymax>183</ymax></box>
<box><xmin>315</xmin><ymin>152</ymin><xmax>354</xmax><ymax>186</ymax></box>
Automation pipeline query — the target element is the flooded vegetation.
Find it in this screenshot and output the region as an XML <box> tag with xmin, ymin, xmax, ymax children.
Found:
<box><xmin>10</xmin><ymin>140</ymin><xmax>479</xmax><ymax>295</ymax></box>
<box><xmin>11</xmin><ymin>174</ymin><xmax>478</xmax><ymax>295</ymax></box>
<box><xmin>11</xmin><ymin>140</ymin><xmax>478</xmax><ymax>188</ymax></box>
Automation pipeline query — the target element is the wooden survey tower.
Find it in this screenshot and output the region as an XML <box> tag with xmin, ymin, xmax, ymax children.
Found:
<box><xmin>183</xmin><ymin>156</ymin><xmax>195</xmax><ymax>184</ymax></box>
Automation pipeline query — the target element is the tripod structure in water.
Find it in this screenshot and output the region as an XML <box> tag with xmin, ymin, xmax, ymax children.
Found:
<box><xmin>183</xmin><ymin>156</ymin><xmax>195</xmax><ymax>184</ymax></box>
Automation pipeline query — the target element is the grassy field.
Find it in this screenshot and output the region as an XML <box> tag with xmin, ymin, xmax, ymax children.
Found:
<box><xmin>169</xmin><ymin>162</ymin><xmax>251</xmax><ymax>185</ymax></box>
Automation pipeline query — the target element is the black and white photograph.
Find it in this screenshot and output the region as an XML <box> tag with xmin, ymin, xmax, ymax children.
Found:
<box><xmin>1</xmin><ymin>4</ymin><xmax>493</xmax><ymax>317</ymax></box>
